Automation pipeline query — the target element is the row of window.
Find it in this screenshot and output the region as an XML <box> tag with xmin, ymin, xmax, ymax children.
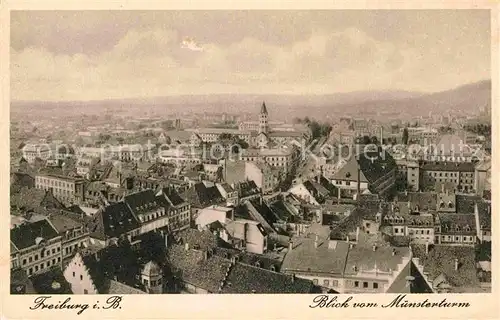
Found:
<box><xmin>311</xmin><ymin>279</ymin><xmax>340</xmax><ymax>287</ymax></box>
<box><xmin>22</xmin><ymin>247</ymin><xmax>61</xmax><ymax>266</ymax></box>
<box><xmin>36</xmin><ymin>178</ymin><xmax>75</xmax><ymax>189</ymax></box>
<box><xmin>440</xmin><ymin>235</ymin><xmax>475</xmax><ymax>242</ymax></box>
<box><xmin>28</xmin><ymin>257</ymin><xmax>61</xmax><ymax>275</ymax></box>
<box><xmin>352</xmin><ymin>280</ymin><xmax>379</xmax><ymax>289</ymax></box>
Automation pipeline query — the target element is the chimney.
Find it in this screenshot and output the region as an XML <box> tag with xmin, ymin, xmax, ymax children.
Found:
<box><xmin>441</xmin><ymin>183</ymin><xmax>445</xmax><ymax>194</ymax></box>
<box><xmin>185</xmin><ymin>242</ymin><xmax>189</xmax><ymax>251</ymax></box>
<box><xmin>346</xmin><ymin>235</ymin><xmax>349</xmax><ymax>243</ymax></box>
<box><xmin>314</xmin><ymin>234</ymin><xmax>319</xmax><ymax>248</ymax></box>
<box><xmin>407</xmin><ymin>201</ymin><xmax>411</xmax><ymax>209</ymax></box>
<box><xmin>454</xmin><ymin>258</ymin><xmax>459</xmax><ymax>271</ymax></box>
<box><xmin>337</xmin><ymin>187</ymin><xmax>341</xmax><ymax>204</ymax></box>
<box><xmin>288</xmin><ymin>241</ymin><xmax>293</xmax><ymax>251</ymax></box>
<box><xmin>405</xmin><ymin>190</ymin><xmax>408</xmax><ymax>196</ymax></box>
<box><xmin>291</xmin><ymin>274</ymin><xmax>295</xmax><ymax>283</ymax></box>
<box><xmin>372</xmin><ymin>244</ymin><xmax>377</xmax><ymax>252</ymax></box>
<box><xmin>356</xmin><ymin>227</ymin><xmax>360</xmax><ymax>242</ymax></box>
<box><xmin>425</xmin><ymin>242</ymin><xmax>429</xmax><ymax>255</ymax></box>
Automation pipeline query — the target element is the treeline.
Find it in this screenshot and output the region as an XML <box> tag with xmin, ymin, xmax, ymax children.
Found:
<box><xmin>464</xmin><ymin>123</ymin><xmax>491</xmax><ymax>137</ymax></box>
<box><xmin>294</xmin><ymin>117</ymin><xmax>332</xmax><ymax>139</ymax></box>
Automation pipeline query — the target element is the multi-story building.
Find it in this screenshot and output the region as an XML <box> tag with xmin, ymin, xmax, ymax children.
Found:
<box><xmin>156</xmin><ymin>187</ymin><xmax>191</xmax><ymax>232</ymax></box>
<box><xmin>35</xmin><ymin>174</ymin><xmax>86</xmax><ymax>205</ymax></box>
<box><xmin>189</xmin><ymin>102</ymin><xmax>308</xmax><ymax>148</ymax></box>
<box><xmin>47</xmin><ymin>211</ymin><xmax>90</xmax><ymax>262</ymax></box>
<box><xmin>474</xmin><ymin>160</ymin><xmax>491</xmax><ymax>196</ymax></box>
<box><xmin>420</xmin><ymin>161</ymin><xmax>475</xmax><ymax>193</ymax></box>
<box><xmin>240</xmin><ymin>147</ymin><xmax>293</xmax><ymax>174</ymax></box>
<box><xmin>434</xmin><ymin>213</ymin><xmax>477</xmax><ymax>246</ymax></box>
<box><xmin>10</xmin><ymin>219</ymin><xmax>63</xmax><ymax>277</ymax></box>
<box><xmin>331</xmin><ymin>150</ymin><xmax>396</xmax><ymax>198</ymax></box>
<box><xmin>281</xmin><ymin>234</ymin><xmax>434</xmax><ymax>293</ymax></box>
<box><xmin>244</xmin><ymin>161</ymin><xmax>279</xmax><ymax>195</ymax></box>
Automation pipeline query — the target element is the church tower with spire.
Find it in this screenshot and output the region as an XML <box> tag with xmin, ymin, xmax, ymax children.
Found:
<box><xmin>259</xmin><ymin>101</ymin><xmax>269</xmax><ymax>135</ymax></box>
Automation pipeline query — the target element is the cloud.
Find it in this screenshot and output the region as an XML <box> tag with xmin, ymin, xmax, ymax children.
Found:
<box><xmin>10</xmin><ymin>26</ymin><xmax>489</xmax><ymax>101</ymax></box>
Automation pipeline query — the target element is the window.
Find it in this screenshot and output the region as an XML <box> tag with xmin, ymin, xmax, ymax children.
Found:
<box><xmin>83</xmin><ymin>289</ymin><xmax>88</xmax><ymax>294</ymax></box>
<box><xmin>29</xmin><ymin>257</ymin><xmax>32</xmax><ymax>263</ymax></box>
<box><xmin>29</xmin><ymin>268</ymin><xmax>33</xmax><ymax>275</ymax></box>
<box><xmin>363</xmin><ymin>282</ymin><xmax>368</xmax><ymax>288</ymax></box>
<box><xmin>23</xmin><ymin>259</ymin><xmax>27</xmax><ymax>265</ymax></box>
<box><xmin>73</xmin><ymin>272</ymin><xmax>75</xmax><ymax>277</ymax></box>
<box><xmin>323</xmin><ymin>280</ymin><xmax>330</xmax><ymax>286</ymax></box>
<box><xmin>41</xmin><ymin>263</ymin><xmax>44</xmax><ymax>269</ymax></box>
<box><xmin>354</xmin><ymin>281</ymin><xmax>359</xmax><ymax>287</ymax></box>
<box><xmin>35</xmin><ymin>254</ymin><xmax>39</xmax><ymax>261</ymax></box>
<box><xmin>373</xmin><ymin>283</ymin><xmax>379</xmax><ymax>289</ymax></box>
<box><xmin>80</xmin><ymin>275</ymin><xmax>83</xmax><ymax>281</ymax></box>
<box><xmin>35</xmin><ymin>265</ymin><xmax>39</xmax><ymax>272</ymax></box>
<box><xmin>57</xmin><ymin>257</ymin><xmax>61</xmax><ymax>262</ymax></box>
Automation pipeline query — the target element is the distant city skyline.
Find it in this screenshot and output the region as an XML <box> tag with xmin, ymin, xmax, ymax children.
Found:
<box><xmin>11</xmin><ymin>10</ymin><xmax>491</xmax><ymax>101</ymax></box>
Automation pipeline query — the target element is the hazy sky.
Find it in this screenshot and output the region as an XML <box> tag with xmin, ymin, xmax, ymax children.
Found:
<box><xmin>11</xmin><ymin>10</ymin><xmax>491</xmax><ymax>101</ymax></box>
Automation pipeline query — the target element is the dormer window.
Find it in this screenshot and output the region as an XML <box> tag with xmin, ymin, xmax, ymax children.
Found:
<box><xmin>448</xmin><ymin>202</ymin><xmax>453</xmax><ymax>208</ymax></box>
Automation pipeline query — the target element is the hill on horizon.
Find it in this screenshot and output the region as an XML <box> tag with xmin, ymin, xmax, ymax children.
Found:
<box><xmin>11</xmin><ymin>79</ymin><xmax>491</xmax><ymax>118</ymax></box>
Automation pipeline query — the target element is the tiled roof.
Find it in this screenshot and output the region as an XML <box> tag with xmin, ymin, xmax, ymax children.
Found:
<box><xmin>10</xmin><ymin>172</ymin><xmax>35</xmax><ymax>193</ymax></box>
<box><xmin>476</xmin><ymin>202</ymin><xmax>491</xmax><ymax>230</ymax></box>
<box><xmin>88</xmin><ymin>202</ymin><xmax>139</xmax><ymax>240</ymax></box>
<box><xmin>108</xmin><ymin>280</ymin><xmax>146</xmax><ymax>294</ymax></box>
<box><xmin>411</xmin><ymin>245</ymin><xmax>479</xmax><ymax>290</ymax></box>
<box><xmin>10</xmin><ymin>268</ymin><xmax>36</xmax><ymax>294</ymax></box>
<box><xmin>167</xmin><ymin>244</ymin><xmax>232</xmax><ymax>293</ymax></box>
<box><xmin>281</xmin><ymin>236</ymin><xmax>350</xmax><ymax>275</ymax></box>
<box><xmin>175</xmin><ymin>228</ymin><xmax>228</xmax><ymax>251</ymax></box>
<box><xmin>437</xmin><ymin>213</ymin><xmax>476</xmax><ymax>235</ymax></box>
<box><xmin>47</xmin><ymin>211</ymin><xmax>86</xmax><ymax>234</ymax></box>
<box><xmin>344</xmin><ymin>246</ymin><xmax>410</xmax><ymax>275</ymax></box>
<box><xmin>30</xmin><ymin>267</ymin><xmax>73</xmax><ymax>294</ymax></box>
<box><xmin>395</xmin><ymin>192</ymin><xmax>437</xmax><ymax>212</ymax></box>
<box><xmin>123</xmin><ymin>190</ymin><xmax>164</xmax><ymax>215</ymax></box>
<box><xmin>235</xmin><ymin>180</ymin><xmax>260</xmax><ymax>198</ymax></box>
<box><xmin>161</xmin><ymin>187</ymin><xmax>187</xmax><ymax>206</ymax></box>
<box><xmin>10</xmin><ymin>219</ymin><xmax>60</xmax><ymax>250</ymax></box>
<box><xmin>385</xmin><ymin>260</ymin><xmax>434</xmax><ymax>293</ymax></box>
<box><xmin>10</xmin><ymin>187</ymin><xmax>64</xmax><ymax>212</ymax></box>
<box><xmin>456</xmin><ymin>195</ymin><xmax>482</xmax><ymax>214</ymax></box>
<box><xmin>221</xmin><ymin>263</ymin><xmax>313</xmax><ymax>293</ymax></box>
<box><xmin>420</xmin><ymin>161</ymin><xmax>475</xmax><ymax>172</ymax></box>
<box><xmin>181</xmin><ymin>182</ymin><xmax>224</xmax><ymax>208</ymax></box>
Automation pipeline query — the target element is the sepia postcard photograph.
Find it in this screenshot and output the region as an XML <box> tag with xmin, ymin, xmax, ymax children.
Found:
<box><xmin>1</xmin><ymin>2</ymin><xmax>499</xmax><ymax>320</ymax></box>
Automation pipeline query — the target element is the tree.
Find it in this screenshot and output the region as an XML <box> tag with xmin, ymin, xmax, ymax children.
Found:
<box><xmin>402</xmin><ymin>128</ymin><xmax>409</xmax><ymax>145</ymax></box>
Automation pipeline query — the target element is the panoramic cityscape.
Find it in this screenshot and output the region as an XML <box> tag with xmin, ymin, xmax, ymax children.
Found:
<box><xmin>10</xmin><ymin>10</ymin><xmax>491</xmax><ymax>295</ymax></box>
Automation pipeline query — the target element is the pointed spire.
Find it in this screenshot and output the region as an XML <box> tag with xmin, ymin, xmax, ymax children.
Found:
<box><xmin>260</xmin><ymin>101</ymin><xmax>268</xmax><ymax>115</ymax></box>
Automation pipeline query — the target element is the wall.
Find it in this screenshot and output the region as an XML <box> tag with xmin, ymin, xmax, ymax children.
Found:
<box><xmin>63</xmin><ymin>253</ymin><xmax>98</xmax><ymax>294</ymax></box>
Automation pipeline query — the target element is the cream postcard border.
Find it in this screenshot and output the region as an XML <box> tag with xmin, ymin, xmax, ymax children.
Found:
<box><xmin>0</xmin><ymin>1</ymin><xmax>499</xmax><ymax>319</ymax></box>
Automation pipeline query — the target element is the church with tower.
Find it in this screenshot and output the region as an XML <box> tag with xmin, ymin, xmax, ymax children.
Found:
<box><xmin>190</xmin><ymin>101</ymin><xmax>310</xmax><ymax>148</ymax></box>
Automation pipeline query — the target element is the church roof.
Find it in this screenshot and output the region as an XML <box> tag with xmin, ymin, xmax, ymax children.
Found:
<box><xmin>260</xmin><ymin>101</ymin><xmax>268</xmax><ymax>115</ymax></box>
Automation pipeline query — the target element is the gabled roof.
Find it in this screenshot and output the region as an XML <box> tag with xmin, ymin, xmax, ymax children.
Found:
<box><xmin>167</xmin><ymin>244</ymin><xmax>232</xmax><ymax>293</ymax></box>
<box><xmin>123</xmin><ymin>190</ymin><xmax>164</xmax><ymax>215</ymax></box>
<box><xmin>385</xmin><ymin>260</ymin><xmax>434</xmax><ymax>293</ymax></box>
<box><xmin>181</xmin><ymin>182</ymin><xmax>224</xmax><ymax>208</ymax></box>
<box><xmin>220</xmin><ymin>263</ymin><xmax>313</xmax><ymax>293</ymax></box>
<box><xmin>10</xmin><ymin>187</ymin><xmax>64</xmax><ymax>212</ymax></box>
<box><xmin>281</xmin><ymin>237</ymin><xmax>350</xmax><ymax>276</ymax></box>
<box><xmin>10</xmin><ymin>219</ymin><xmax>60</xmax><ymax>250</ymax></box>
<box><xmin>88</xmin><ymin>202</ymin><xmax>140</xmax><ymax>240</ymax></box>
